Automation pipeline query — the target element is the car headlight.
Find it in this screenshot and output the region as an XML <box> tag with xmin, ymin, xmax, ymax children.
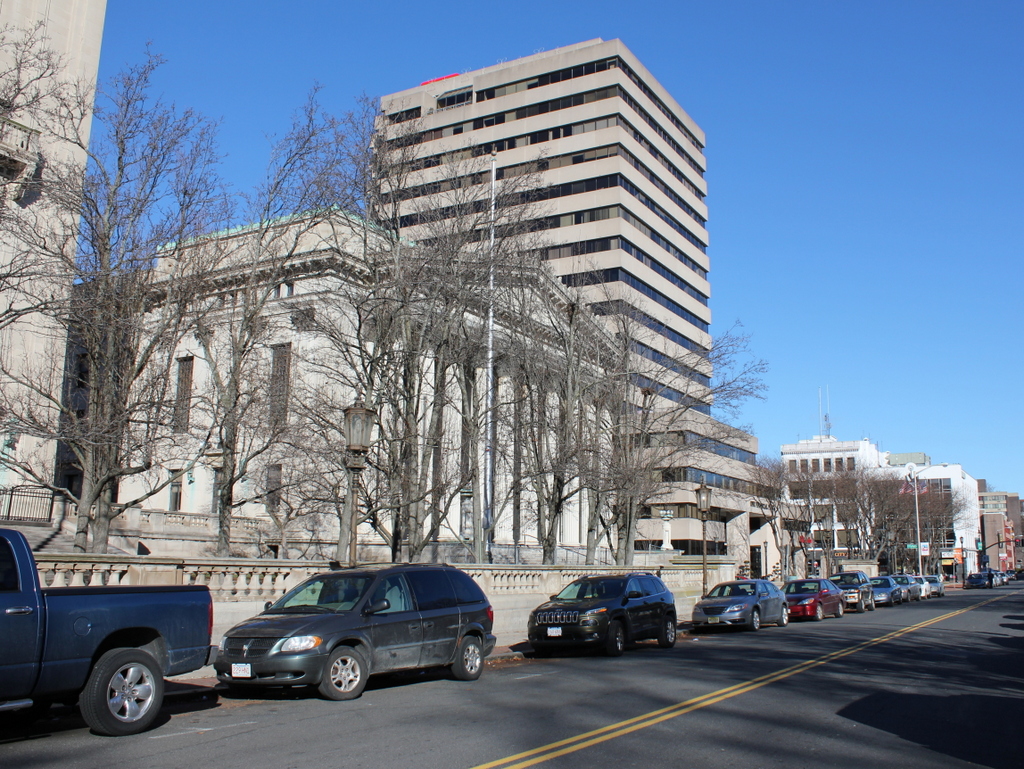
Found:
<box><xmin>218</xmin><ymin>635</ymin><xmax>228</xmax><ymax>652</ymax></box>
<box><xmin>281</xmin><ymin>635</ymin><xmax>323</xmax><ymax>652</ymax></box>
<box><xmin>877</xmin><ymin>592</ymin><xmax>889</xmax><ymax>599</ymax></box>
<box><xmin>723</xmin><ymin>604</ymin><xmax>746</xmax><ymax>613</ymax></box>
<box><xmin>797</xmin><ymin>597</ymin><xmax>815</xmax><ymax>605</ymax></box>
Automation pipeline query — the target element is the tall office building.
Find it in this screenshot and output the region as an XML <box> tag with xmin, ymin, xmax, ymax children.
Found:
<box><xmin>381</xmin><ymin>39</ymin><xmax>761</xmax><ymax>562</ymax></box>
<box><xmin>380</xmin><ymin>38</ymin><xmax>712</xmax><ymax>408</ymax></box>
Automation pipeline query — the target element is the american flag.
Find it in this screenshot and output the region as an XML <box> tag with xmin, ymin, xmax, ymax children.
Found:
<box><xmin>900</xmin><ymin>480</ymin><xmax>929</xmax><ymax>495</ymax></box>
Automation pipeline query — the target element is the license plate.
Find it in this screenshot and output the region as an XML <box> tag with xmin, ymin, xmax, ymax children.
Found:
<box><xmin>231</xmin><ymin>663</ymin><xmax>253</xmax><ymax>678</ymax></box>
<box><xmin>708</xmin><ymin>617</ymin><xmax>720</xmax><ymax>624</ymax></box>
<box><xmin>546</xmin><ymin>627</ymin><xmax>563</xmax><ymax>637</ymax></box>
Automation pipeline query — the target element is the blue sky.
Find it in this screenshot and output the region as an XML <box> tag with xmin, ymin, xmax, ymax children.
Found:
<box><xmin>98</xmin><ymin>1</ymin><xmax>1024</xmax><ymax>492</ymax></box>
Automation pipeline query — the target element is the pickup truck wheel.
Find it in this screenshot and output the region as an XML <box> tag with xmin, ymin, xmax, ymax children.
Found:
<box><xmin>80</xmin><ymin>648</ymin><xmax>163</xmax><ymax>736</ymax></box>
<box><xmin>318</xmin><ymin>646</ymin><xmax>368</xmax><ymax>701</ymax></box>
<box><xmin>451</xmin><ymin>636</ymin><xmax>484</xmax><ymax>681</ymax></box>
<box><xmin>657</xmin><ymin>616</ymin><xmax>677</xmax><ymax>647</ymax></box>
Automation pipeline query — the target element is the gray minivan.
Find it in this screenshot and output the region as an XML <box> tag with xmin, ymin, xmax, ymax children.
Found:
<box><xmin>214</xmin><ymin>563</ymin><xmax>495</xmax><ymax>700</ymax></box>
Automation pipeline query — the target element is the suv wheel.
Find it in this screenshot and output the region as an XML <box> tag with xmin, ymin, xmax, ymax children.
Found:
<box><xmin>867</xmin><ymin>597</ymin><xmax>876</xmax><ymax>611</ymax></box>
<box><xmin>451</xmin><ymin>636</ymin><xmax>484</xmax><ymax>681</ymax></box>
<box><xmin>747</xmin><ymin>608</ymin><xmax>761</xmax><ymax>632</ymax></box>
<box><xmin>604</xmin><ymin>620</ymin><xmax>626</xmax><ymax>657</ymax></box>
<box><xmin>657</xmin><ymin>616</ymin><xmax>677</xmax><ymax>648</ymax></box>
<box><xmin>856</xmin><ymin>598</ymin><xmax>866</xmax><ymax>613</ymax></box>
<box><xmin>318</xmin><ymin>646</ymin><xmax>368</xmax><ymax>701</ymax></box>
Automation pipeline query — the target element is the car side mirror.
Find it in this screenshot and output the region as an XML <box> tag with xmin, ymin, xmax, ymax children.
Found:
<box><xmin>550</xmin><ymin>595</ymin><xmax>559</xmax><ymax>601</ymax></box>
<box><xmin>264</xmin><ymin>601</ymin><xmax>273</xmax><ymax>611</ymax></box>
<box><xmin>364</xmin><ymin>598</ymin><xmax>390</xmax><ymax>615</ymax></box>
<box><xmin>627</xmin><ymin>590</ymin><xmax>643</xmax><ymax>599</ymax></box>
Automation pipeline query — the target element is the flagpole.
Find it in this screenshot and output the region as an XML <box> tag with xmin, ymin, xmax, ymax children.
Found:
<box><xmin>907</xmin><ymin>463</ymin><xmax>924</xmax><ymax>574</ymax></box>
<box><xmin>483</xmin><ymin>149</ymin><xmax>497</xmax><ymax>563</ymax></box>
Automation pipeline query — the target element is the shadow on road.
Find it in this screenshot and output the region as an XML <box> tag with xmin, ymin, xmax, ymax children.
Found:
<box><xmin>838</xmin><ymin>691</ymin><xmax>1024</xmax><ymax>769</ymax></box>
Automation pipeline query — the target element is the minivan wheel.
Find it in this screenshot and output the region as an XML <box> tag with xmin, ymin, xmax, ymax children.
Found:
<box><xmin>657</xmin><ymin>616</ymin><xmax>677</xmax><ymax>648</ymax></box>
<box><xmin>318</xmin><ymin>646</ymin><xmax>368</xmax><ymax>701</ymax></box>
<box><xmin>605</xmin><ymin>620</ymin><xmax>626</xmax><ymax>656</ymax></box>
<box><xmin>451</xmin><ymin>636</ymin><xmax>484</xmax><ymax>681</ymax></box>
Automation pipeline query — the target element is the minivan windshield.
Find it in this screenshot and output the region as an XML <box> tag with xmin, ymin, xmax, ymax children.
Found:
<box><xmin>268</xmin><ymin>575</ymin><xmax>372</xmax><ymax>613</ymax></box>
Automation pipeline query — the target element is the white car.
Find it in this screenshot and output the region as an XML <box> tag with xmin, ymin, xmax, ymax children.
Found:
<box><xmin>924</xmin><ymin>575</ymin><xmax>946</xmax><ymax>597</ymax></box>
<box><xmin>913</xmin><ymin>575</ymin><xmax>932</xmax><ymax>598</ymax></box>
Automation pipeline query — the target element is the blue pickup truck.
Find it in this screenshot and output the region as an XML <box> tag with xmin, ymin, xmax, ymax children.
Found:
<box><xmin>0</xmin><ymin>528</ymin><xmax>214</xmax><ymax>735</ymax></box>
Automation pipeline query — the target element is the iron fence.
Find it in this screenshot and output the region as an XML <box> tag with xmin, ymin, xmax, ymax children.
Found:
<box><xmin>0</xmin><ymin>486</ymin><xmax>57</xmax><ymax>524</ymax></box>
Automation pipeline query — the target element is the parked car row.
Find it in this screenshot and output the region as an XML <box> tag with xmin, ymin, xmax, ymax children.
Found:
<box><xmin>964</xmin><ymin>569</ymin><xmax>1019</xmax><ymax>588</ymax></box>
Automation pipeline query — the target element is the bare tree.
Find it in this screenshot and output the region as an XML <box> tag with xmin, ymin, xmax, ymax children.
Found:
<box><xmin>0</xmin><ymin>52</ymin><xmax>230</xmax><ymax>552</ymax></box>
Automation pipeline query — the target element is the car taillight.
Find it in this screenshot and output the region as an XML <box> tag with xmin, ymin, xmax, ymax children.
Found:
<box><xmin>208</xmin><ymin>600</ymin><xmax>214</xmax><ymax>638</ymax></box>
<box><xmin>486</xmin><ymin>605</ymin><xmax>494</xmax><ymax>624</ymax></box>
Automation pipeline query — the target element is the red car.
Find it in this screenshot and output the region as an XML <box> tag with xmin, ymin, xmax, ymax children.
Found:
<box><xmin>782</xmin><ymin>578</ymin><xmax>845</xmax><ymax>620</ymax></box>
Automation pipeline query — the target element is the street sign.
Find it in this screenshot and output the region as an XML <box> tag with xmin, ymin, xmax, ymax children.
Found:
<box><xmin>907</xmin><ymin>543</ymin><xmax>917</xmax><ymax>550</ymax></box>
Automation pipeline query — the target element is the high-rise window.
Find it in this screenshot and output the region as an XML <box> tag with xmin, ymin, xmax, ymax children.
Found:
<box><xmin>172</xmin><ymin>356</ymin><xmax>194</xmax><ymax>433</ymax></box>
<box><xmin>269</xmin><ymin>343</ymin><xmax>292</xmax><ymax>426</ymax></box>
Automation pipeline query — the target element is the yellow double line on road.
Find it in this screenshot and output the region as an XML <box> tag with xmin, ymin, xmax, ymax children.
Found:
<box><xmin>473</xmin><ymin>592</ymin><xmax>1016</xmax><ymax>769</ymax></box>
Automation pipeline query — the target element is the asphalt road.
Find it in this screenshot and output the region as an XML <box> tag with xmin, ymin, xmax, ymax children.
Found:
<box><xmin>3</xmin><ymin>585</ymin><xmax>1023</xmax><ymax>769</ymax></box>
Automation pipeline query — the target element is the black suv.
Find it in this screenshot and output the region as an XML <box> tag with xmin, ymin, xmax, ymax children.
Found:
<box><xmin>528</xmin><ymin>573</ymin><xmax>676</xmax><ymax>656</ymax></box>
<box><xmin>214</xmin><ymin>563</ymin><xmax>495</xmax><ymax>700</ymax></box>
<box><xmin>829</xmin><ymin>571</ymin><xmax>876</xmax><ymax>613</ymax></box>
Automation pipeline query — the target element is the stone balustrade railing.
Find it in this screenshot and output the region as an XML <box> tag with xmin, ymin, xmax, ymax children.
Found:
<box><xmin>33</xmin><ymin>554</ymin><xmax>331</xmax><ymax>602</ymax></box>
<box><xmin>32</xmin><ymin>553</ymin><xmax>739</xmax><ymax>644</ymax></box>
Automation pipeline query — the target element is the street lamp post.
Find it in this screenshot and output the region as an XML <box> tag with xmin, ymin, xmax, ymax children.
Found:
<box><xmin>906</xmin><ymin>463</ymin><xmax>924</xmax><ymax>575</ymax></box>
<box><xmin>338</xmin><ymin>398</ymin><xmax>374</xmax><ymax>567</ymax></box>
<box><xmin>660</xmin><ymin>509</ymin><xmax>674</xmax><ymax>551</ymax></box>
<box><xmin>960</xmin><ymin>536</ymin><xmax>965</xmax><ymax>585</ymax></box>
<box><xmin>696</xmin><ymin>478</ymin><xmax>712</xmax><ymax>597</ymax></box>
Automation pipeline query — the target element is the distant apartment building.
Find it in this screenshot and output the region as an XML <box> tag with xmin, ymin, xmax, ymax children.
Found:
<box><xmin>379</xmin><ymin>38</ymin><xmax>758</xmax><ymax>564</ymax></box>
<box><xmin>977</xmin><ymin>480</ymin><xmax>1019</xmax><ymax>571</ymax></box>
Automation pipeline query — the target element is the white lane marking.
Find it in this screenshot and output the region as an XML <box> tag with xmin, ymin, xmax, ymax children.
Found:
<box><xmin>513</xmin><ymin>674</ymin><xmax>548</xmax><ymax>680</ymax></box>
<box><xmin>149</xmin><ymin>720</ymin><xmax>259</xmax><ymax>739</ymax></box>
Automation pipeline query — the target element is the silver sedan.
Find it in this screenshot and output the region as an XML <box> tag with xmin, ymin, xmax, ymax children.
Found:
<box><xmin>691</xmin><ymin>579</ymin><xmax>789</xmax><ymax>632</ymax></box>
